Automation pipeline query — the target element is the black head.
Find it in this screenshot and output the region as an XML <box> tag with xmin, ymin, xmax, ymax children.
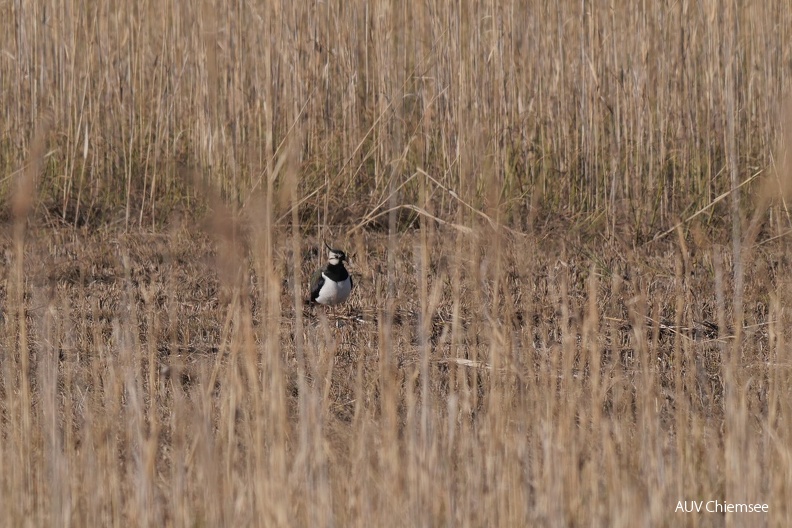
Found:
<box><xmin>325</xmin><ymin>241</ymin><xmax>347</xmax><ymax>265</ymax></box>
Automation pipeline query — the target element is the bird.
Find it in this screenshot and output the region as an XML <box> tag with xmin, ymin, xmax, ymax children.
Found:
<box><xmin>309</xmin><ymin>242</ymin><xmax>353</xmax><ymax>312</ymax></box>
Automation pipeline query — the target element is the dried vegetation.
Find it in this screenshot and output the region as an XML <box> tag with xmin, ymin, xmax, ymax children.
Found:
<box><xmin>2</xmin><ymin>0</ymin><xmax>792</xmax><ymax>526</ymax></box>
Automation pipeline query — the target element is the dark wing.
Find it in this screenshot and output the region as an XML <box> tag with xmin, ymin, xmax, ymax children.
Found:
<box><xmin>309</xmin><ymin>269</ymin><xmax>325</xmax><ymax>303</ymax></box>
<box><xmin>349</xmin><ymin>274</ymin><xmax>353</xmax><ymax>290</ymax></box>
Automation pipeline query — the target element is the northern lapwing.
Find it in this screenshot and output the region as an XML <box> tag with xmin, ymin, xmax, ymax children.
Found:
<box><xmin>309</xmin><ymin>242</ymin><xmax>353</xmax><ymax>313</ymax></box>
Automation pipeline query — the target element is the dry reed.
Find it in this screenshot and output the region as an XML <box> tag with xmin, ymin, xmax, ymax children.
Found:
<box><xmin>1</xmin><ymin>0</ymin><xmax>792</xmax><ymax>526</ymax></box>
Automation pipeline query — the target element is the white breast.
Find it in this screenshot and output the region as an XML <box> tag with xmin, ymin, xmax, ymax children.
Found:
<box><xmin>315</xmin><ymin>274</ymin><xmax>352</xmax><ymax>305</ymax></box>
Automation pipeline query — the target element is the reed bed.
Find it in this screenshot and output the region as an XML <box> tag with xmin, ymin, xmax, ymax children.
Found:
<box><xmin>2</xmin><ymin>0</ymin><xmax>792</xmax><ymax>525</ymax></box>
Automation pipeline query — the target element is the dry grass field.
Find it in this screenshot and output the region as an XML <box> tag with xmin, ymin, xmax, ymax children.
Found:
<box><xmin>2</xmin><ymin>0</ymin><xmax>792</xmax><ymax>526</ymax></box>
